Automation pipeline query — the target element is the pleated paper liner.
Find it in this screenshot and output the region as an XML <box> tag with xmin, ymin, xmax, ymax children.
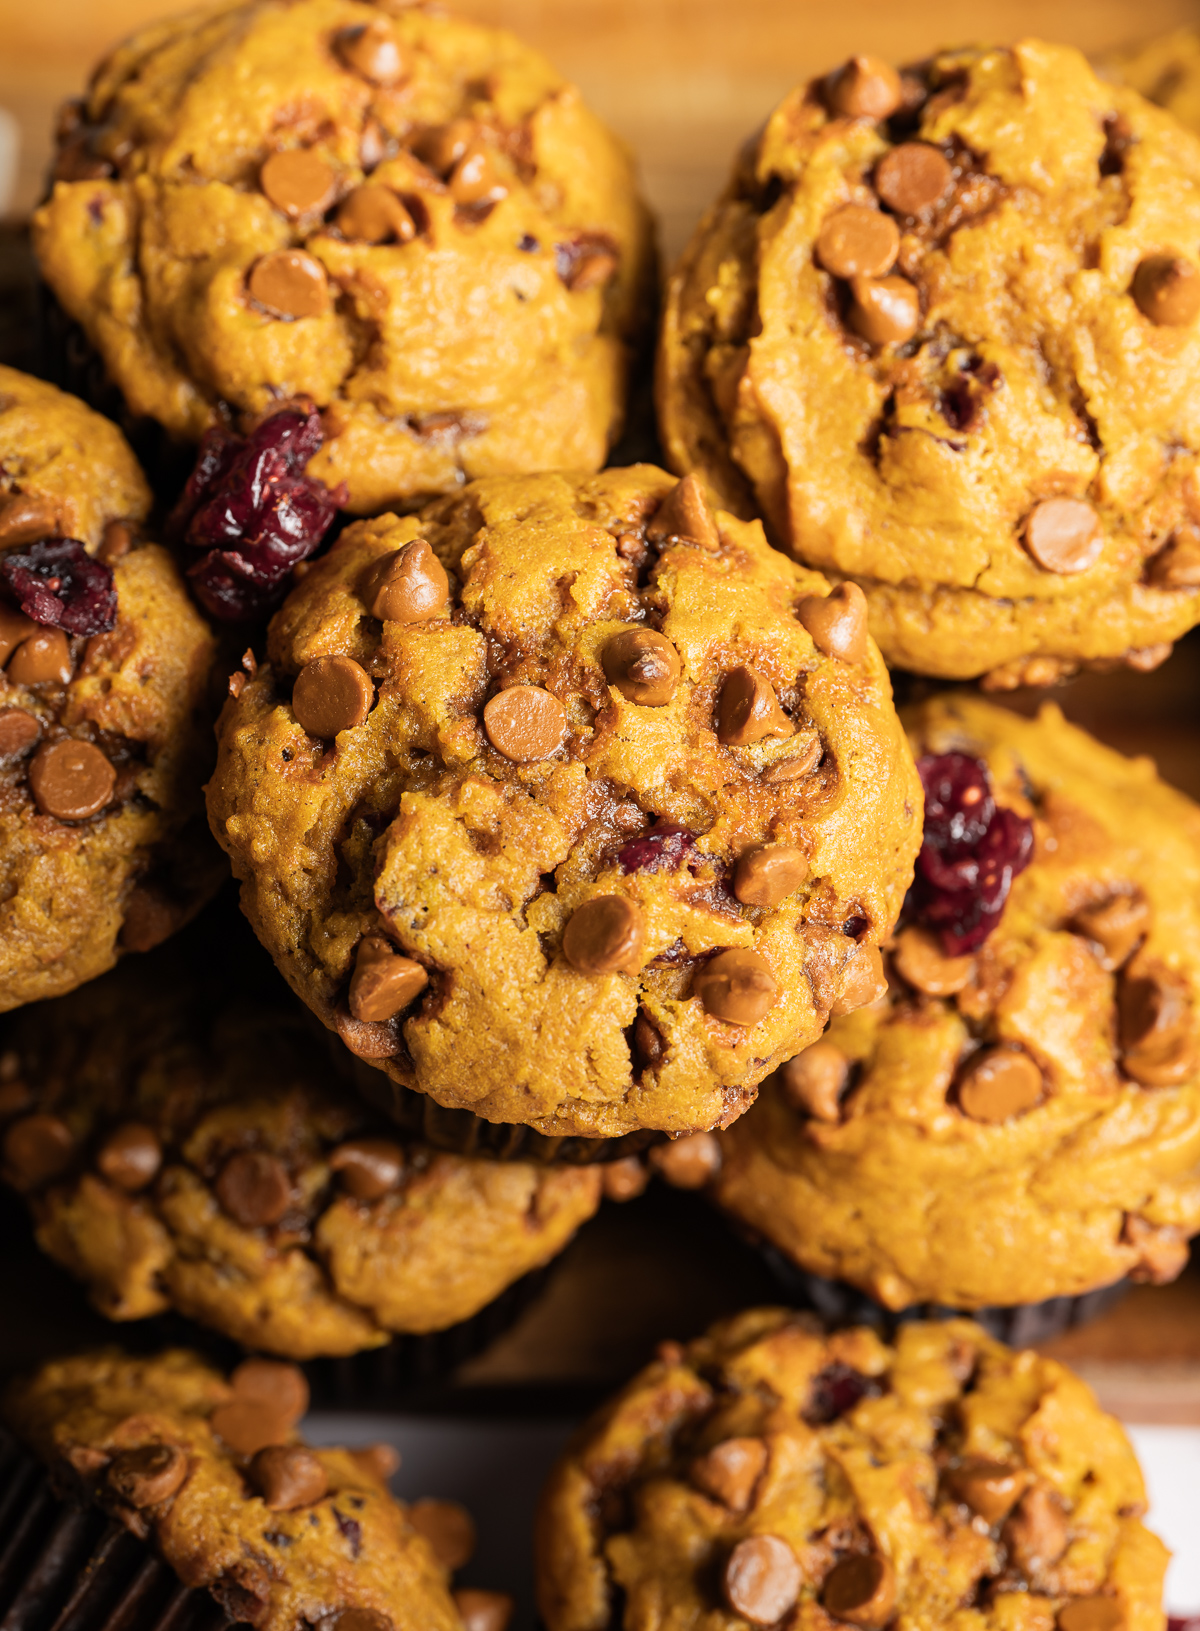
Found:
<box><xmin>325</xmin><ymin>1031</ymin><xmax>662</xmax><ymax>1167</ymax></box>
<box><xmin>0</xmin><ymin>1424</ymin><xmax>228</xmax><ymax>1631</ymax></box>
<box><xmin>757</xmin><ymin>1242</ymin><xmax>1131</xmax><ymax>1347</ymax></box>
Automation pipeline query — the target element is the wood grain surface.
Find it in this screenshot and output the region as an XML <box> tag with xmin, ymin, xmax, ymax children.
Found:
<box><xmin>2</xmin><ymin>0</ymin><xmax>1200</xmax><ymax>251</ymax></box>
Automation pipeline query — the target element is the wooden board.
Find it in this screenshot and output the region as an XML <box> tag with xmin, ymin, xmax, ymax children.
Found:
<box><xmin>3</xmin><ymin>0</ymin><xmax>1200</xmax><ymax>251</ymax></box>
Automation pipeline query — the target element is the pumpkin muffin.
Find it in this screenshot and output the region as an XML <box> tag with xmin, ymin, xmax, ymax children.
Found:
<box><xmin>1103</xmin><ymin>28</ymin><xmax>1200</xmax><ymax>136</ymax></box>
<box><xmin>711</xmin><ymin>694</ymin><xmax>1200</xmax><ymax>1314</ymax></box>
<box><xmin>536</xmin><ymin>1307</ymin><xmax>1168</xmax><ymax>1631</ymax></box>
<box><xmin>0</xmin><ymin>916</ymin><xmax>603</xmax><ymax>1358</ymax></box>
<box><xmin>206</xmin><ymin>465</ymin><xmax>923</xmax><ymax>1142</ymax></box>
<box><xmin>0</xmin><ymin>368</ymin><xmax>219</xmax><ymax>1012</ymax></box>
<box><xmin>3</xmin><ymin>1347</ymin><xmax>511</xmax><ymax>1631</ymax></box>
<box><xmin>659</xmin><ymin>40</ymin><xmax>1200</xmax><ymax>687</ymax></box>
<box><xmin>33</xmin><ymin>0</ymin><xmax>655</xmax><ymax>516</ymax></box>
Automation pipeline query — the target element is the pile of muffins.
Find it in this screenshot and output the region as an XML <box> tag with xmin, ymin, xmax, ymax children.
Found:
<box><xmin>0</xmin><ymin>4</ymin><xmax>1198</xmax><ymax>1627</ymax></box>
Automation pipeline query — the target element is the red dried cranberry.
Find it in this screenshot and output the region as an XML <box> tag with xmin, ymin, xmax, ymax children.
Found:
<box><xmin>0</xmin><ymin>540</ymin><xmax>117</xmax><ymax>635</ymax></box>
<box><xmin>618</xmin><ymin>822</ymin><xmax>696</xmax><ymax>875</ymax></box>
<box><xmin>909</xmin><ymin>752</ymin><xmax>1033</xmax><ymax>954</ymax></box>
<box><xmin>170</xmin><ymin>407</ymin><xmax>345</xmax><ymax>622</ymax></box>
<box><xmin>805</xmin><ymin>1361</ymin><xmax>882</xmax><ymax>1424</ymax></box>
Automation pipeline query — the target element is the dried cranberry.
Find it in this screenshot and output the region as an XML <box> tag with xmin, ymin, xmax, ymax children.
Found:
<box><xmin>805</xmin><ymin>1361</ymin><xmax>882</xmax><ymax>1424</ymax></box>
<box><xmin>618</xmin><ymin>822</ymin><xmax>696</xmax><ymax>875</ymax></box>
<box><xmin>0</xmin><ymin>540</ymin><xmax>116</xmax><ymax>635</ymax></box>
<box><xmin>909</xmin><ymin>752</ymin><xmax>1033</xmax><ymax>954</ymax></box>
<box><xmin>171</xmin><ymin>407</ymin><xmax>345</xmax><ymax>622</ymax></box>
<box><xmin>332</xmin><ymin>1509</ymin><xmax>362</xmax><ymax>1558</ymax></box>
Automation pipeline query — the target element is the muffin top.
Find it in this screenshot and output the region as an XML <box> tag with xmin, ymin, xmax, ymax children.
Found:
<box><xmin>207</xmin><ymin>466</ymin><xmax>922</xmax><ymax>1140</ymax></box>
<box><xmin>1104</xmin><ymin>28</ymin><xmax>1200</xmax><ymax>136</ymax></box>
<box><xmin>0</xmin><ymin>372</ymin><xmax>218</xmax><ymax>1011</ymax></box>
<box><xmin>659</xmin><ymin>40</ymin><xmax>1200</xmax><ymax>684</ymax></box>
<box><xmin>0</xmin><ymin>366</ymin><xmax>149</xmax><ymax>552</ymax></box>
<box><xmin>1</xmin><ymin>917</ymin><xmax>602</xmax><ymax>1356</ymax></box>
<box><xmin>536</xmin><ymin>1307</ymin><xmax>1167</xmax><ymax>1631</ymax></box>
<box><xmin>712</xmin><ymin>693</ymin><xmax>1200</xmax><ymax>1309</ymax></box>
<box><xmin>33</xmin><ymin>0</ymin><xmax>653</xmax><ymax>514</ymax></box>
<box><xmin>4</xmin><ymin>1348</ymin><xmax>465</xmax><ymax>1631</ymax></box>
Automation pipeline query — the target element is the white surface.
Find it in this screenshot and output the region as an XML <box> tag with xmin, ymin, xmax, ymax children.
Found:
<box><xmin>0</xmin><ymin>108</ymin><xmax>16</xmax><ymax>216</ymax></box>
<box><xmin>309</xmin><ymin>1413</ymin><xmax>1200</xmax><ymax>1624</ymax></box>
<box><xmin>1128</xmin><ymin>1425</ymin><xmax>1200</xmax><ymax>1615</ymax></box>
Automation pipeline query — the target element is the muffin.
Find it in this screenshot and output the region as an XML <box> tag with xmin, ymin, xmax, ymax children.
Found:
<box><xmin>711</xmin><ymin>694</ymin><xmax>1200</xmax><ymax>1315</ymax></box>
<box><xmin>33</xmin><ymin>0</ymin><xmax>655</xmax><ymax>516</ymax></box>
<box><xmin>536</xmin><ymin>1307</ymin><xmax>1168</xmax><ymax>1631</ymax></box>
<box><xmin>0</xmin><ymin>915</ymin><xmax>604</xmax><ymax>1358</ymax></box>
<box><xmin>206</xmin><ymin>465</ymin><xmax>923</xmax><ymax>1142</ymax></box>
<box><xmin>1103</xmin><ymin>28</ymin><xmax>1200</xmax><ymax>136</ymax></box>
<box><xmin>0</xmin><ymin>368</ymin><xmax>220</xmax><ymax>1012</ymax></box>
<box><xmin>659</xmin><ymin>41</ymin><xmax>1200</xmax><ymax>687</ymax></box>
<box><xmin>2</xmin><ymin>1347</ymin><xmax>511</xmax><ymax>1631</ymax></box>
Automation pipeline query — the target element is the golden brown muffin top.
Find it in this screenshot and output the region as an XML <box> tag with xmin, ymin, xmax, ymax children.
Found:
<box><xmin>208</xmin><ymin>466</ymin><xmax>922</xmax><ymax>1138</ymax></box>
<box><xmin>5</xmin><ymin>1348</ymin><xmax>464</xmax><ymax>1631</ymax></box>
<box><xmin>536</xmin><ymin>1308</ymin><xmax>1167</xmax><ymax>1631</ymax></box>
<box><xmin>659</xmin><ymin>41</ymin><xmax>1200</xmax><ymax>682</ymax></box>
<box><xmin>1103</xmin><ymin>29</ymin><xmax>1200</xmax><ymax>137</ymax></box>
<box><xmin>33</xmin><ymin>0</ymin><xmax>652</xmax><ymax>512</ymax></box>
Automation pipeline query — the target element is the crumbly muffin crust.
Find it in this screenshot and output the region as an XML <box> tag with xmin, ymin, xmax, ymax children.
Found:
<box><xmin>4</xmin><ymin>1349</ymin><xmax>463</xmax><ymax>1631</ymax></box>
<box><xmin>206</xmin><ymin>466</ymin><xmax>922</xmax><ymax>1140</ymax></box>
<box><xmin>0</xmin><ymin>370</ymin><xmax>218</xmax><ymax>1012</ymax></box>
<box><xmin>712</xmin><ymin>695</ymin><xmax>1200</xmax><ymax>1311</ymax></box>
<box><xmin>33</xmin><ymin>0</ymin><xmax>654</xmax><ymax>515</ymax></box>
<box><xmin>536</xmin><ymin>1308</ymin><xmax>1167</xmax><ymax>1631</ymax></box>
<box><xmin>659</xmin><ymin>40</ymin><xmax>1200</xmax><ymax>686</ymax></box>
<box><xmin>0</xmin><ymin>931</ymin><xmax>602</xmax><ymax>1357</ymax></box>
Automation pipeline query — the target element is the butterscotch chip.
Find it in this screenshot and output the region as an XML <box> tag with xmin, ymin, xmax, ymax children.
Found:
<box><xmin>28</xmin><ymin>740</ymin><xmax>115</xmax><ymax>821</ymax></box>
<box><xmin>0</xmin><ymin>492</ymin><xmax>61</xmax><ymax>546</ymax></box>
<box><xmin>348</xmin><ymin>935</ymin><xmax>429</xmax><ymax>1022</ymax></box>
<box><xmin>690</xmin><ymin>1437</ymin><xmax>766</xmax><ymax>1511</ymax></box>
<box><xmin>209</xmin><ymin>1399</ymin><xmax>293</xmax><ymax>1457</ymax></box>
<box><xmin>958</xmin><ymin>1046</ymin><xmax>1043</xmax><ymax>1122</ymax></box>
<box><xmin>722</xmin><ymin>1535</ymin><xmax>801</xmax><ymax>1625</ymax></box>
<box><xmin>602</xmin><ymin>629</ymin><xmax>681</xmax><ymax>706</ymax></box>
<box><xmin>733</xmin><ymin>845</ymin><xmax>808</xmax><ymax>907</ymax></box>
<box><xmin>563</xmin><ymin>896</ymin><xmax>645</xmax><ymax>975</ymax></box>
<box><xmin>777</xmin><ymin>1042</ymin><xmax>848</xmax><ymax>1121</ymax></box>
<box><xmin>831</xmin><ymin>943</ymin><xmax>886</xmax><ymax>1015</ymax></box>
<box><xmin>1073</xmin><ymin>893</ymin><xmax>1149</xmax><ymax>970</ymax></box>
<box><xmin>1147</xmin><ymin>525</ymin><xmax>1200</xmax><ymax>588</ymax></box>
<box><xmin>1058</xmin><ymin>1602</ymin><xmax>1124</xmax><ymax>1631</ymax></box>
<box><xmin>260</xmin><ymin>149</ymin><xmax>336</xmax><ymax>218</ymax></box>
<box><xmin>449</xmin><ymin>147</ymin><xmax>507</xmax><ymax>207</ymax></box>
<box><xmin>1118</xmin><ymin>964</ymin><xmax>1194</xmax><ymax>1084</ymax></box>
<box><xmin>329</xmin><ymin>1137</ymin><xmax>406</xmax><ymax>1201</ymax></box>
<box><xmin>483</xmin><ymin>685</ymin><xmax>568</xmax><ymax>762</ymax></box>
<box><xmin>453</xmin><ymin>1591</ymin><xmax>514</xmax><ymax>1631</ymax></box>
<box><xmin>892</xmin><ymin>925</ymin><xmax>973</xmax><ymax>995</ymax></box>
<box><xmin>99</xmin><ymin>520</ymin><xmax>135</xmax><ymax>563</ymax></box>
<box><xmin>816</xmin><ymin>206</ymin><xmax>899</xmax><ymax>279</ymax></box>
<box><xmin>232</xmin><ymin>1358</ymin><xmax>309</xmax><ymax>1426</ymax></box>
<box><xmin>249</xmin><ymin>1445</ymin><xmax>328</xmax><ymax>1510</ymax></box>
<box><xmin>292</xmin><ymin>655</ymin><xmax>374</xmax><ymax>739</ymax></box>
<box><xmin>649</xmin><ymin>1131</ymin><xmax>722</xmax><ymax>1189</ymax></box>
<box><xmin>334</xmin><ymin>19</ymin><xmax>403</xmax><ymax>84</ymax></box>
<box><xmin>349</xmin><ymin>1444</ymin><xmax>401</xmax><ymax>1483</ymax></box>
<box><xmin>336</xmin><ymin>185</ymin><xmax>415</xmax><ymax>245</ymax></box>
<box><xmin>8</xmin><ymin>628</ymin><xmax>73</xmax><ymax>686</ymax></box>
<box><xmin>108</xmin><ymin>1443</ymin><xmax>188</xmax><ymax>1508</ymax></box>
<box><xmin>97</xmin><ymin>1122</ymin><xmax>162</xmax><ymax>1191</ymax></box>
<box><xmin>408</xmin><ymin>1498</ymin><xmax>476</xmax><ymax>1568</ymax></box>
<box><xmin>796</xmin><ymin>582</ymin><xmax>869</xmax><ymax>662</ymax></box>
<box><xmin>875</xmin><ymin>142</ymin><xmax>952</xmax><ymax>215</ymax></box>
<box><xmin>947</xmin><ymin>1459</ymin><xmax>1027</xmax><ymax>1524</ymax></box>
<box><xmin>1132</xmin><ymin>253</ymin><xmax>1200</xmax><ymax>326</ymax></box>
<box><xmin>0</xmin><ymin>709</ymin><xmax>40</xmax><ymax>758</ymax></box>
<box><xmin>1003</xmin><ymin>1484</ymin><xmax>1069</xmax><ymax>1571</ymax></box>
<box><xmin>0</xmin><ymin>603</ymin><xmax>36</xmax><ymax>663</ymax></box>
<box><xmin>715</xmin><ymin>666</ymin><xmax>792</xmax><ymax>746</ymax></box>
<box><xmin>3</xmin><ymin>1112</ymin><xmax>74</xmax><ymax>1190</ymax></box>
<box><xmin>760</xmin><ymin>734</ymin><xmax>821</xmax><ymax>782</ymax></box>
<box><xmin>599</xmin><ymin>1156</ymin><xmax>650</xmax><ymax>1202</ymax></box>
<box><xmin>646</xmin><ymin>472</ymin><xmax>720</xmax><ymax>549</ymax></box>
<box><xmin>694</xmin><ymin>950</ymin><xmax>778</xmax><ymax>1026</ymax></box>
<box><xmin>247</xmin><ymin>250</ymin><xmax>330</xmax><ymax>319</ymax></box>
<box><xmin>821</xmin><ymin>1554</ymin><xmax>896</xmax><ymax>1629</ymax></box>
<box><xmin>1023</xmin><ymin>498</ymin><xmax>1103</xmax><ymax>574</ymax></box>
<box><xmin>415</xmin><ymin>119</ymin><xmax>476</xmax><ymax>175</ymax></box>
<box><xmin>215</xmin><ymin>1150</ymin><xmax>291</xmax><ymax>1228</ymax></box>
<box><xmin>364</xmin><ymin>538</ymin><xmax>449</xmax><ymax>623</ymax></box>
<box><xmin>826</xmin><ymin>55</ymin><xmax>902</xmax><ymax>120</ymax></box>
<box><xmin>848</xmin><ymin>274</ymin><xmax>920</xmax><ymax>345</ymax></box>
<box><xmin>334</xmin><ymin>1614</ymin><xmax>394</xmax><ymax>1631</ymax></box>
<box><xmin>1123</xmin><ymin>1213</ymin><xmax>1191</xmax><ymax>1285</ymax></box>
